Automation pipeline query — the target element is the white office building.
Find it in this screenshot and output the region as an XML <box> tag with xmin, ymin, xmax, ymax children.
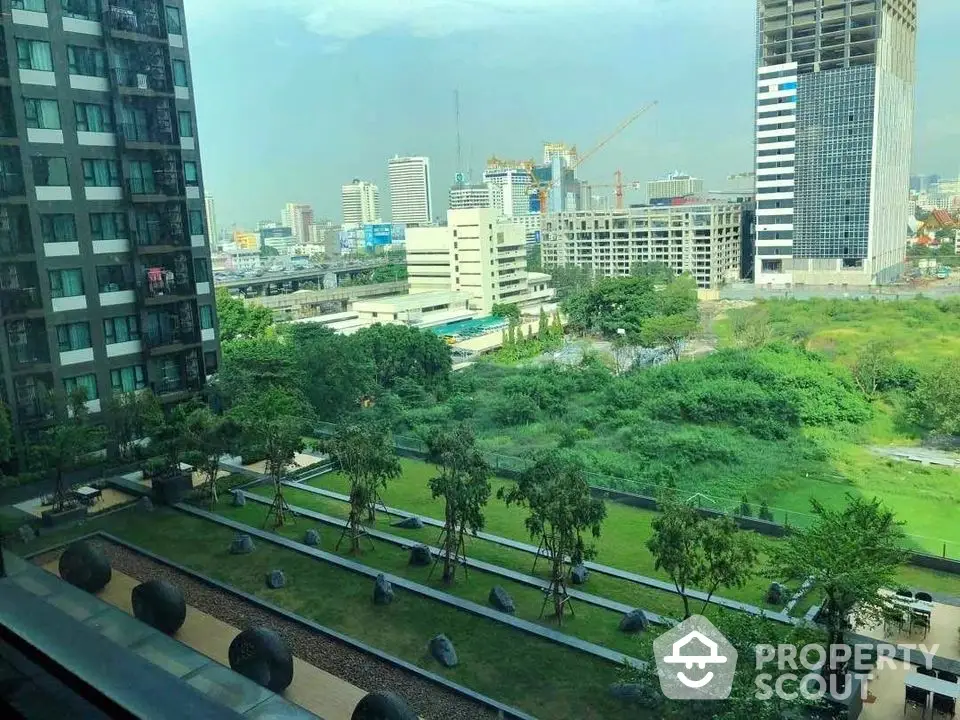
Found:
<box><xmin>388</xmin><ymin>156</ymin><xmax>433</xmax><ymax>227</ymax></box>
<box><xmin>204</xmin><ymin>193</ymin><xmax>218</xmax><ymax>250</ymax></box>
<box><xmin>280</xmin><ymin>203</ymin><xmax>315</xmax><ymax>243</ymax></box>
<box><xmin>342</xmin><ymin>179</ymin><xmax>381</xmax><ymax>225</ymax></box>
<box><xmin>482</xmin><ymin>168</ymin><xmax>532</xmax><ymax>218</ymax></box>
<box><xmin>647</xmin><ymin>173</ymin><xmax>704</xmax><ymax>202</ymax></box>
<box><xmin>449</xmin><ymin>184</ymin><xmax>493</xmax><ymax>211</ymax></box>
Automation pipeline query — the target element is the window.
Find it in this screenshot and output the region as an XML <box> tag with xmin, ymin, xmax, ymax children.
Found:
<box><xmin>193</xmin><ymin>258</ymin><xmax>210</xmax><ymax>283</ymax></box>
<box><xmin>75</xmin><ymin>102</ymin><xmax>113</xmax><ymax>133</ymax></box>
<box><xmin>56</xmin><ymin>321</ymin><xmax>91</xmax><ymax>351</ymax></box>
<box><xmin>188</xmin><ymin>209</ymin><xmax>204</xmax><ymax>235</ymax></box>
<box><xmin>39</xmin><ymin>214</ymin><xmax>76</xmax><ymax>243</ymax></box>
<box><xmin>63</xmin><ymin>373</ymin><xmax>98</xmax><ymax>401</ymax></box>
<box><xmin>67</xmin><ymin>46</ymin><xmax>107</xmax><ymax>77</ymax></box>
<box><xmin>177</xmin><ymin>111</ymin><xmax>193</xmax><ymax>138</ymax></box>
<box><xmin>172</xmin><ymin>60</ymin><xmax>189</xmax><ymax>87</ymax></box>
<box><xmin>165</xmin><ymin>5</ymin><xmax>182</xmax><ymax>34</ymax></box>
<box><xmin>32</xmin><ymin>156</ymin><xmax>69</xmax><ymax>186</ymax></box>
<box><xmin>103</xmin><ymin>315</ymin><xmax>139</xmax><ymax>344</ymax></box>
<box><xmin>183</xmin><ymin>161</ymin><xmax>198</xmax><ymax>186</ymax></box>
<box><xmin>61</xmin><ymin>0</ymin><xmax>99</xmax><ymax>20</ymax></box>
<box><xmin>15</xmin><ymin>39</ymin><xmax>53</xmax><ymax>71</ymax></box>
<box><xmin>110</xmin><ymin>365</ymin><xmax>145</xmax><ymax>392</ymax></box>
<box><xmin>81</xmin><ymin>158</ymin><xmax>120</xmax><ymax>187</ymax></box>
<box><xmin>90</xmin><ymin>213</ymin><xmax>127</xmax><ymax>241</ymax></box>
<box><xmin>204</xmin><ymin>351</ymin><xmax>218</xmax><ymax>375</ymax></box>
<box><xmin>48</xmin><ymin>268</ymin><xmax>84</xmax><ymax>298</ymax></box>
<box><xmin>23</xmin><ymin>99</ymin><xmax>61</xmax><ymax>130</ymax></box>
<box><xmin>198</xmin><ymin>305</ymin><xmax>213</xmax><ymax>330</ymax></box>
<box><xmin>127</xmin><ymin>160</ymin><xmax>155</xmax><ymax>193</ymax></box>
<box><xmin>96</xmin><ymin>264</ymin><xmax>134</xmax><ymax>292</ymax></box>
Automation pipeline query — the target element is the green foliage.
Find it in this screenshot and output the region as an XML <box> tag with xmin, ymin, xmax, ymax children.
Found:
<box><xmin>182</xmin><ymin>404</ymin><xmax>241</xmax><ymax>507</ymax></box>
<box><xmin>215</xmin><ymin>287</ymin><xmax>273</xmax><ymax>343</ymax></box>
<box><xmin>491</xmin><ymin>303</ymin><xmax>521</xmax><ymax>322</ymax></box>
<box><xmin>260</xmin><ymin>244</ymin><xmax>280</xmax><ymax>257</ymax></box>
<box><xmin>0</xmin><ymin>402</ymin><xmax>13</xmax><ymax>466</ymax></box>
<box><xmin>493</xmin><ymin>394</ymin><xmax>539</xmax><ymax>427</ymax></box>
<box><xmin>908</xmin><ymin>362</ymin><xmax>960</xmax><ymax>436</ymax></box>
<box><xmin>541</xmin><ymin>264</ymin><xmax>595</xmax><ymax>301</ymax></box>
<box><xmin>638</xmin><ymin>312</ymin><xmax>699</xmax><ymax>360</ymax></box>
<box><xmin>102</xmin><ymin>390</ymin><xmax>163</xmax><ymax>460</ymax></box>
<box><xmin>352</xmin><ymin>324</ymin><xmax>452</xmax><ymax>393</ymax></box>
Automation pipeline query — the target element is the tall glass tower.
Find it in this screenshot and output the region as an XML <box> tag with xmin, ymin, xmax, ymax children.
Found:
<box><xmin>753</xmin><ymin>0</ymin><xmax>917</xmax><ymax>286</ymax></box>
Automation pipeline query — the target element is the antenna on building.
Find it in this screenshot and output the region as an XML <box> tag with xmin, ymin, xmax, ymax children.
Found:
<box><xmin>455</xmin><ymin>89</ymin><xmax>465</xmax><ymax>188</ymax></box>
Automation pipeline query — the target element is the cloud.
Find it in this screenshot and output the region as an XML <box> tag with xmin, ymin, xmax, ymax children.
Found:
<box><xmin>189</xmin><ymin>0</ymin><xmax>681</xmax><ymax>42</ymax></box>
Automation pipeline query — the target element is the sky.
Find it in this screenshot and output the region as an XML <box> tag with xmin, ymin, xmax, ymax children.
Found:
<box><xmin>184</xmin><ymin>0</ymin><xmax>960</xmax><ymax>231</ymax></box>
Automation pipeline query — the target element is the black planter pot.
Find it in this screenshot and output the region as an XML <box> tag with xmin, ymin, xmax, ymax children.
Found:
<box><xmin>151</xmin><ymin>472</ymin><xmax>194</xmax><ymax>505</ymax></box>
<box><xmin>41</xmin><ymin>504</ymin><xmax>88</xmax><ymax>528</ymax></box>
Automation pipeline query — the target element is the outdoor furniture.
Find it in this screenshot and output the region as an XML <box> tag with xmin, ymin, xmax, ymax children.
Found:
<box><xmin>920</xmin><ymin>666</ymin><xmax>939</xmax><ymax>678</ymax></box>
<box><xmin>897</xmin><ymin>589</ymin><xmax>916</xmax><ymax>599</ymax></box>
<box><xmin>906</xmin><ymin>685</ymin><xmax>931</xmax><ymax>717</ymax></box>
<box><xmin>906</xmin><ymin>671</ymin><xmax>960</xmax><ymax>718</ymax></box>
<box><xmin>72</xmin><ymin>486</ymin><xmax>102</xmax><ymax>506</ymax></box>
<box><xmin>917</xmin><ymin>592</ymin><xmax>934</xmax><ymax>602</ymax></box>
<box><xmin>939</xmin><ymin>672</ymin><xmax>960</xmax><ymax>684</ymax></box>
<box><xmin>911</xmin><ymin>611</ymin><xmax>932</xmax><ymax>638</ymax></box>
<box><xmin>933</xmin><ymin>694</ymin><xmax>957</xmax><ymax>718</ymax></box>
<box><xmin>883</xmin><ymin>604</ymin><xmax>907</xmax><ymax>636</ymax></box>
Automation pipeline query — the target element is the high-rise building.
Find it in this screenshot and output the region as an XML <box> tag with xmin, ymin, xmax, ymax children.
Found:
<box><xmin>204</xmin><ymin>193</ymin><xmax>217</xmax><ymax>250</ymax></box>
<box><xmin>280</xmin><ymin>203</ymin><xmax>314</xmax><ymax>243</ymax></box>
<box><xmin>0</xmin><ymin>0</ymin><xmax>219</xmax><ymax>430</ymax></box>
<box><xmin>341</xmin><ymin>179</ymin><xmax>380</xmax><ymax>225</ymax></box>
<box><xmin>542</xmin><ymin>142</ymin><xmax>578</xmax><ymax>172</ymax></box>
<box><xmin>754</xmin><ymin>0</ymin><xmax>917</xmax><ymax>286</ymax></box>
<box><xmin>448</xmin><ymin>184</ymin><xmax>492</xmax><ymax>211</ymax></box>
<box><xmin>647</xmin><ymin>173</ymin><xmax>704</xmax><ymax>202</ymax></box>
<box><xmin>388</xmin><ymin>156</ymin><xmax>432</xmax><ymax>227</ymax></box>
<box><xmin>482</xmin><ymin>168</ymin><xmax>532</xmax><ymax>218</ymax></box>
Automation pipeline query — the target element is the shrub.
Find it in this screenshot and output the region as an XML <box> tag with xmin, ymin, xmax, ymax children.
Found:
<box><xmin>493</xmin><ymin>395</ymin><xmax>539</xmax><ymax>427</ymax></box>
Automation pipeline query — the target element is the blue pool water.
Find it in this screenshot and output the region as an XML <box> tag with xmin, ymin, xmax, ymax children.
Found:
<box><xmin>430</xmin><ymin>316</ymin><xmax>508</xmax><ymax>340</ymax></box>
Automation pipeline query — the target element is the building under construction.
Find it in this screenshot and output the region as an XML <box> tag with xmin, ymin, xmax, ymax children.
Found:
<box><xmin>540</xmin><ymin>201</ymin><xmax>743</xmax><ymax>290</ymax></box>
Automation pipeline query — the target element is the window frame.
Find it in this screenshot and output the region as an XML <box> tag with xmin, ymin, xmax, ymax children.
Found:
<box><xmin>63</xmin><ymin>373</ymin><xmax>98</xmax><ymax>402</ymax></box>
<box><xmin>89</xmin><ymin>212</ymin><xmax>127</xmax><ymax>242</ymax></box>
<box><xmin>110</xmin><ymin>365</ymin><xmax>146</xmax><ymax>392</ymax></box>
<box><xmin>103</xmin><ymin>314</ymin><xmax>140</xmax><ymax>344</ymax></box>
<box><xmin>81</xmin><ymin>158</ymin><xmax>120</xmax><ymax>187</ymax></box>
<box><xmin>198</xmin><ymin>305</ymin><xmax>213</xmax><ymax>330</ymax></box>
<box><xmin>172</xmin><ymin>59</ymin><xmax>189</xmax><ymax>87</ymax></box>
<box><xmin>66</xmin><ymin>45</ymin><xmax>107</xmax><ymax>78</ymax></box>
<box><xmin>188</xmin><ymin>209</ymin><xmax>204</xmax><ymax>236</ymax></box>
<box><xmin>48</xmin><ymin>268</ymin><xmax>84</xmax><ymax>298</ymax></box>
<box><xmin>15</xmin><ymin>39</ymin><xmax>54</xmax><ymax>72</ymax></box>
<box><xmin>75</xmin><ymin>102</ymin><xmax>114</xmax><ymax>133</ymax></box>
<box><xmin>165</xmin><ymin>5</ymin><xmax>183</xmax><ymax>34</ymax></box>
<box><xmin>23</xmin><ymin>98</ymin><xmax>61</xmax><ymax>130</ymax></box>
<box><xmin>177</xmin><ymin>110</ymin><xmax>193</xmax><ymax>138</ymax></box>
<box><xmin>32</xmin><ymin>156</ymin><xmax>70</xmax><ymax>186</ymax></box>
<box><xmin>39</xmin><ymin>214</ymin><xmax>77</xmax><ymax>244</ymax></box>
<box><xmin>56</xmin><ymin>321</ymin><xmax>91</xmax><ymax>352</ymax></box>
<box><xmin>183</xmin><ymin>161</ymin><xmax>199</xmax><ymax>186</ymax></box>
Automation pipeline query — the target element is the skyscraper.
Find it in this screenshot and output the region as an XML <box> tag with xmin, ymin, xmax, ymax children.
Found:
<box><xmin>0</xmin><ymin>0</ymin><xmax>219</xmax><ymax>429</ymax></box>
<box><xmin>280</xmin><ymin>203</ymin><xmax>314</xmax><ymax>243</ymax></box>
<box><xmin>482</xmin><ymin>168</ymin><xmax>532</xmax><ymax>218</ymax></box>
<box><xmin>754</xmin><ymin>0</ymin><xmax>917</xmax><ymax>286</ymax></box>
<box><xmin>388</xmin><ymin>156</ymin><xmax>432</xmax><ymax>227</ymax></box>
<box><xmin>204</xmin><ymin>193</ymin><xmax>217</xmax><ymax>249</ymax></box>
<box><xmin>341</xmin><ymin>179</ymin><xmax>380</xmax><ymax>225</ymax></box>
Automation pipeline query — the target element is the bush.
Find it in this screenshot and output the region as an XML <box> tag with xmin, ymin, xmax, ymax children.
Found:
<box><xmin>493</xmin><ymin>395</ymin><xmax>539</xmax><ymax>427</ymax></box>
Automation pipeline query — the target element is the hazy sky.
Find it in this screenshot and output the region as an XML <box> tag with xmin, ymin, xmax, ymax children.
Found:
<box><xmin>185</xmin><ymin>0</ymin><xmax>960</xmax><ymax>230</ymax></box>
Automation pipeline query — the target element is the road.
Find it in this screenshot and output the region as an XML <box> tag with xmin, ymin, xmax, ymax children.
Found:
<box><xmin>871</xmin><ymin>446</ymin><xmax>960</xmax><ymax>469</ymax></box>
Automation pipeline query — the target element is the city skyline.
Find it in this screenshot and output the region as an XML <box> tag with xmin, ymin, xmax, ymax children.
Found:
<box><xmin>185</xmin><ymin>1</ymin><xmax>959</xmax><ymax>229</ymax></box>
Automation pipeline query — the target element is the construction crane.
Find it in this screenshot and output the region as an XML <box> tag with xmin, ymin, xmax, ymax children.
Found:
<box><xmin>585</xmin><ymin>171</ymin><xmax>646</xmax><ymax>210</ymax></box>
<box><xmin>532</xmin><ymin>101</ymin><xmax>658</xmax><ymax>214</ymax></box>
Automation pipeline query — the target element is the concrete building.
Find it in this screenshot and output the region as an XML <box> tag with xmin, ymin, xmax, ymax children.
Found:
<box><xmin>543</xmin><ymin>142</ymin><xmax>578</xmax><ymax>170</ymax></box>
<box><xmin>647</xmin><ymin>173</ymin><xmax>704</xmax><ymax>202</ymax></box>
<box><xmin>448</xmin><ymin>184</ymin><xmax>492</xmax><ymax>211</ymax></box>
<box><xmin>204</xmin><ymin>193</ymin><xmax>217</xmax><ymax>250</ymax></box>
<box><xmin>280</xmin><ymin>203</ymin><xmax>314</xmax><ymax>243</ymax></box>
<box><xmin>388</xmin><ymin>155</ymin><xmax>432</xmax><ymax>227</ymax></box>
<box><xmin>754</xmin><ymin>0</ymin><xmax>917</xmax><ymax>286</ymax></box>
<box><xmin>482</xmin><ymin>168</ymin><xmax>532</xmax><ymax>218</ymax></box>
<box><xmin>232</xmin><ymin>231</ymin><xmax>259</xmax><ymax>251</ymax></box>
<box><xmin>341</xmin><ymin>179</ymin><xmax>380</xmax><ymax>225</ymax></box>
<box><xmin>224</xmin><ymin>249</ymin><xmax>261</xmax><ymax>273</ymax></box>
<box><xmin>406</xmin><ymin>209</ymin><xmax>554</xmax><ymax>314</ymax></box>
<box><xmin>0</xmin><ymin>0</ymin><xmax>219</xmax><ymax>428</ymax></box>
<box><xmin>541</xmin><ymin>203</ymin><xmax>743</xmax><ymax>290</ymax></box>
<box><xmin>352</xmin><ymin>290</ymin><xmax>474</xmax><ymax>327</ymax></box>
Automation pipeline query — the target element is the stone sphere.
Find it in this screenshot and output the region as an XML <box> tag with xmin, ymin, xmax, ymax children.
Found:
<box><xmin>132</xmin><ymin>579</ymin><xmax>187</xmax><ymax>634</ymax></box>
<box><xmin>228</xmin><ymin>627</ymin><xmax>294</xmax><ymax>692</ymax></box>
<box><xmin>352</xmin><ymin>692</ymin><xmax>418</xmax><ymax>720</ymax></box>
<box><xmin>58</xmin><ymin>541</ymin><xmax>112</xmax><ymax>593</ymax></box>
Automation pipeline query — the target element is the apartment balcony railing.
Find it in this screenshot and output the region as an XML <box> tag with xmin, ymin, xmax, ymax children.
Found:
<box><xmin>137</xmin><ymin>277</ymin><xmax>193</xmax><ymax>301</ymax></box>
<box><xmin>134</xmin><ymin>224</ymin><xmax>188</xmax><ymax>249</ymax></box>
<box><xmin>0</xmin><ymin>173</ymin><xmax>25</xmax><ymax>198</ymax></box>
<box><xmin>106</xmin><ymin>4</ymin><xmax>165</xmax><ymax>39</ymax></box>
<box><xmin>17</xmin><ymin>397</ymin><xmax>54</xmax><ymax>423</ymax></box>
<box><xmin>119</xmin><ymin>122</ymin><xmax>176</xmax><ymax>146</ymax></box>
<box><xmin>0</xmin><ymin>236</ymin><xmax>34</xmax><ymax>257</ymax></box>
<box><xmin>151</xmin><ymin>376</ymin><xmax>201</xmax><ymax>396</ymax></box>
<box><xmin>111</xmin><ymin>67</ymin><xmax>171</xmax><ymax>93</ymax></box>
<box><xmin>127</xmin><ymin>174</ymin><xmax>181</xmax><ymax>197</ymax></box>
<box><xmin>143</xmin><ymin>324</ymin><xmax>199</xmax><ymax>349</ymax></box>
<box><xmin>0</xmin><ymin>287</ymin><xmax>42</xmax><ymax>314</ymax></box>
<box><xmin>9</xmin><ymin>342</ymin><xmax>50</xmax><ymax>368</ymax></box>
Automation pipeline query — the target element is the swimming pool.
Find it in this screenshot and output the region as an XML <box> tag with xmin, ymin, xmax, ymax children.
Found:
<box><xmin>429</xmin><ymin>316</ymin><xmax>508</xmax><ymax>340</ymax></box>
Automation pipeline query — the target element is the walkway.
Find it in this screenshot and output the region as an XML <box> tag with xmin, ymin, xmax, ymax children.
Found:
<box><xmin>176</xmin><ymin>503</ymin><xmax>647</xmax><ymax>671</ymax></box>
<box><xmin>240</xmin><ymin>490</ymin><xmax>672</xmax><ymax>626</ymax></box>
<box><xmin>283</xmin><ymin>479</ymin><xmax>797</xmax><ymax>626</ymax></box>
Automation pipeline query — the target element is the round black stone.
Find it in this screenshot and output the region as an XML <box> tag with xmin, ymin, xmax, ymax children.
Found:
<box><xmin>132</xmin><ymin>579</ymin><xmax>186</xmax><ymax>634</ymax></box>
<box><xmin>228</xmin><ymin>627</ymin><xmax>293</xmax><ymax>692</ymax></box>
<box><xmin>58</xmin><ymin>541</ymin><xmax>112</xmax><ymax>593</ymax></box>
<box><xmin>351</xmin><ymin>692</ymin><xmax>418</xmax><ymax>720</ymax></box>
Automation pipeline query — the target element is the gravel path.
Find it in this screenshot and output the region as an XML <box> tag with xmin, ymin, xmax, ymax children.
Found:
<box><xmin>35</xmin><ymin>541</ymin><xmax>499</xmax><ymax>720</ymax></box>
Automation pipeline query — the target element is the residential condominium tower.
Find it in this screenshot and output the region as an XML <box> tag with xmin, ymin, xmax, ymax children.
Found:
<box><xmin>754</xmin><ymin>0</ymin><xmax>917</xmax><ymax>286</ymax></box>
<box><xmin>280</xmin><ymin>202</ymin><xmax>313</xmax><ymax>243</ymax></box>
<box><xmin>388</xmin><ymin>155</ymin><xmax>432</xmax><ymax>227</ymax></box>
<box><xmin>341</xmin><ymin>179</ymin><xmax>380</xmax><ymax>225</ymax></box>
<box><xmin>0</xmin><ymin>0</ymin><xmax>219</xmax><ymax>429</ymax></box>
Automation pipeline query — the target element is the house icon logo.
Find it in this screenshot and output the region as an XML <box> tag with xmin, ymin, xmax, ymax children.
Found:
<box><xmin>653</xmin><ymin>615</ymin><xmax>737</xmax><ymax>701</ymax></box>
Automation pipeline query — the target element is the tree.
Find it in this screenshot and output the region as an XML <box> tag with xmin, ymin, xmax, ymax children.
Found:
<box><xmin>215</xmin><ymin>287</ymin><xmax>273</xmax><ymax>343</ymax></box>
<box><xmin>537</xmin><ymin>308</ymin><xmax>549</xmax><ymax>339</ymax></box>
<box><xmin>611</xmin><ymin>335</ymin><xmax>636</xmax><ymax>375</ymax></box>
<box><xmin>102</xmin><ymin>390</ymin><xmax>162</xmax><ymax>461</ymax></box>
<box><xmin>731</xmin><ymin>309</ymin><xmax>772</xmax><ymax>348</ymax></box>
<box><xmin>351</xmin><ymin>324</ymin><xmax>452</xmax><ymax>394</ymax></box>
<box><xmin>850</xmin><ymin>339</ymin><xmax>896</xmax><ymax>399</ymax></box>
<box><xmin>631</xmin><ymin>261</ymin><xmax>675</xmax><ymax>283</ymax></box>
<box><xmin>216</xmin><ymin>337</ymin><xmax>306</xmax><ymax>415</ymax></box>
<box><xmin>771</xmin><ymin>495</ymin><xmax>907</xmax><ymax>681</ymax></box>
<box><xmin>499</xmin><ymin>453</ymin><xmax>606</xmax><ymax>623</ymax></box>
<box><xmin>491</xmin><ymin>303</ymin><xmax>521</xmax><ymax>322</ymax></box>
<box><xmin>647</xmin><ymin>496</ymin><xmax>758</xmax><ymax>618</ymax></box>
<box><xmin>324</xmin><ymin>423</ymin><xmax>400</xmax><ymax>553</ymax></box>
<box><xmin>260</xmin><ymin>244</ymin><xmax>280</xmax><ymax>257</ymax></box>
<box><xmin>908</xmin><ymin>362</ymin><xmax>960</xmax><ymax>436</ymax></box>
<box><xmin>425</xmin><ymin>426</ymin><xmax>492</xmax><ymax>583</ymax></box>
<box><xmin>34</xmin><ymin>389</ymin><xmax>105</xmax><ymax>512</ymax></box>
<box><xmin>183</xmin><ymin>405</ymin><xmax>241</xmax><ymax>508</ymax></box>
<box><xmin>639</xmin><ymin>312</ymin><xmax>699</xmax><ymax>361</ymax></box>
<box><xmin>550</xmin><ymin>311</ymin><xmax>563</xmax><ymax>338</ymax></box>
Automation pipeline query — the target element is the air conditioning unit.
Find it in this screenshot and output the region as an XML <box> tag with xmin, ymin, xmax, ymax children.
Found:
<box><xmin>136</xmin><ymin>74</ymin><xmax>149</xmax><ymax>90</ymax></box>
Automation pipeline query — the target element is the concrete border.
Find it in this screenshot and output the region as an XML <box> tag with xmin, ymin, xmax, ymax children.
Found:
<box><xmin>25</xmin><ymin>530</ymin><xmax>539</xmax><ymax>720</ymax></box>
<box><xmin>174</xmin><ymin>503</ymin><xmax>647</xmax><ymax>670</ymax></box>
<box><xmin>239</xmin><ymin>489</ymin><xmax>674</xmax><ymax>627</ymax></box>
<box><xmin>283</xmin><ymin>479</ymin><xmax>798</xmax><ymax>626</ymax></box>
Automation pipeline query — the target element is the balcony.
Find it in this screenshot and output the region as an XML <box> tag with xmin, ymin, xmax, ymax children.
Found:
<box><xmin>144</xmin><ymin>323</ymin><xmax>199</xmax><ymax>350</ymax></box>
<box><xmin>150</xmin><ymin>349</ymin><xmax>202</xmax><ymax>397</ymax></box>
<box><xmin>15</xmin><ymin>377</ymin><xmax>54</xmax><ymax>423</ymax></box>
<box><xmin>134</xmin><ymin>208</ymin><xmax>189</xmax><ymax>251</ymax></box>
<box><xmin>127</xmin><ymin>171</ymin><xmax>181</xmax><ymax>198</ymax></box>
<box><xmin>105</xmin><ymin>1</ymin><xmax>166</xmax><ymax>39</ymax></box>
<box><xmin>7</xmin><ymin>320</ymin><xmax>50</xmax><ymax>369</ymax></box>
<box><xmin>119</xmin><ymin>121</ymin><xmax>176</xmax><ymax>146</ymax></box>
<box><xmin>0</xmin><ymin>172</ymin><xmax>25</xmax><ymax>199</ymax></box>
<box><xmin>0</xmin><ymin>207</ymin><xmax>34</xmax><ymax>256</ymax></box>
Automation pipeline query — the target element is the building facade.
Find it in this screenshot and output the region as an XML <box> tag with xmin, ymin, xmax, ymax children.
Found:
<box><xmin>406</xmin><ymin>208</ymin><xmax>554</xmax><ymax>313</ymax></box>
<box><xmin>647</xmin><ymin>173</ymin><xmax>704</xmax><ymax>202</ymax></box>
<box><xmin>482</xmin><ymin>168</ymin><xmax>531</xmax><ymax>218</ymax></box>
<box><xmin>341</xmin><ymin>179</ymin><xmax>379</xmax><ymax>225</ymax></box>
<box><xmin>541</xmin><ymin>203</ymin><xmax>743</xmax><ymax>290</ymax></box>
<box><xmin>754</xmin><ymin>0</ymin><xmax>917</xmax><ymax>286</ymax></box>
<box><xmin>0</xmin><ymin>0</ymin><xmax>219</xmax><ymax>428</ymax></box>
<box><xmin>448</xmin><ymin>183</ymin><xmax>491</xmax><ymax>211</ymax></box>
<box><xmin>280</xmin><ymin>202</ymin><xmax>313</xmax><ymax>243</ymax></box>
<box><xmin>203</xmin><ymin>192</ymin><xmax>216</xmax><ymax>249</ymax></box>
<box><xmin>388</xmin><ymin>155</ymin><xmax>432</xmax><ymax>227</ymax></box>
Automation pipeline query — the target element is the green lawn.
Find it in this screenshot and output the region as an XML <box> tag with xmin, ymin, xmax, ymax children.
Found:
<box><xmin>18</xmin><ymin>506</ymin><xmax>642</xmax><ymax>720</ymax></box>
<box><xmin>301</xmin><ymin>458</ymin><xmax>960</xmax><ymax>604</ymax></box>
